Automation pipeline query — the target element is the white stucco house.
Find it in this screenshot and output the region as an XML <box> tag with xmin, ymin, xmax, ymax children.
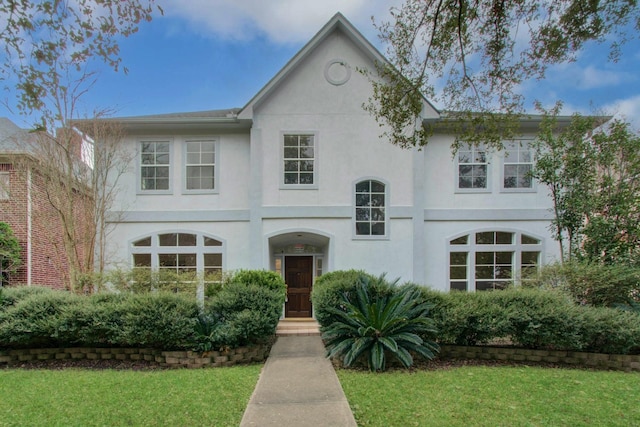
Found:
<box><xmin>100</xmin><ymin>13</ymin><xmax>563</xmax><ymax>318</ymax></box>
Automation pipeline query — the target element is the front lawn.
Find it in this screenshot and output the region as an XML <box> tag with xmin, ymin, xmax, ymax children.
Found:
<box><xmin>338</xmin><ymin>365</ymin><xmax>640</xmax><ymax>426</ymax></box>
<box><xmin>0</xmin><ymin>365</ymin><xmax>261</xmax><ymax>426</ymax></box>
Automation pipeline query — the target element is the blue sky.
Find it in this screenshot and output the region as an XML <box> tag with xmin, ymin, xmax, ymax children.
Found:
<box><xmin>3</xmin><ymin>0</ymin><xmax>640</xmax><ymax>128</ymax></box>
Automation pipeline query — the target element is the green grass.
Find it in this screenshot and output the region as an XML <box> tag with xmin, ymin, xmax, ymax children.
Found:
<box><xmin>338</xmin><ymin>366</ymin><xmax>640</xmax><ymax>426</ymax></box>
<box><xmin>0</xmin><ymin>365</ymin><xmax>262</xmax><ymax>426</ymax></box>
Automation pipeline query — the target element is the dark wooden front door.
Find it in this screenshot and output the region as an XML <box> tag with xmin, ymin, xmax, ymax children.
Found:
<box><xmin>285</xmin><ymin>256</ymin><xmax>313</xmax><ymax>318</ymax></box>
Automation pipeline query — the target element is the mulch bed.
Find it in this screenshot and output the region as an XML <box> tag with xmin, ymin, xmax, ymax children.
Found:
<box><xmin>2</xmin><ymin>358</ymin><xmax>165</xmax><ymax>371</ymax></box>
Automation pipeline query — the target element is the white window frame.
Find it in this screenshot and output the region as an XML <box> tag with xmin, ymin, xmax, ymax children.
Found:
<box><xmin>501</xmin><ymin>139</ymin><xmax>536</xmax><ymax>192</ymax></box>
<box><xmin>130</xmin><ymin>231</ymin><xmax>225</xmax><ymax>275</ymax></box>
<box><xmin>456</xmin><ymin>144</ymin><xmax>490</xmax><ymax>192</ymax></box>
<box><xmin>138</xmin><ymin>139</ymin><xmax>173</xmax><ymax>195</ymax></box>
<box><xmin>0</xmin><ymin>171</ymin><xmax>9</xmax><ymax>200</ymax></box>
<box><xmin>280</xmin><ymin>132</ymin><xmax>318</xmax><ymax>189</ymax></box>
<box><xmin>447</xmin><ymin>229</ymin><xmax>543</xmax><ymax>292</ymax></box>
<box><xmin>182</xmin><ymin>138</ymin><xmax>219</xmax><ymax>194</ymax></box>
<box><xmin>352</xmin><ymin>177</ymin><xmax>389</xmax><ymax>240</ymax></box>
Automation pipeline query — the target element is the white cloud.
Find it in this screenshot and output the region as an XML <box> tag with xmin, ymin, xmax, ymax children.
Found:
<box><xmin>161</xmin><ymin>0</ymin><xmax>401</xmax><ymax>44</ymax></box>
<box><xmin>578</xmin><ymin>66</ymin><xmax>633</xmax><ymax>90</ymax></box>
<box><xmin>603</xmin><ymin>95</ymin><xmax>640</xmax><ymax>129</ymax></box>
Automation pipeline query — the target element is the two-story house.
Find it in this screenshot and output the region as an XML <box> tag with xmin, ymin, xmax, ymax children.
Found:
<box><xmin>100</xmin><ymin>13</ymin><xmax>562</xmax><ymax>317</ymax></box>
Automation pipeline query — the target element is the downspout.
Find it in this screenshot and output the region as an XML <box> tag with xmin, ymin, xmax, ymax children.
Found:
<box><xmin>26</xmin><ymin>168</ymin><xmax>32</xmax><ymax>286</ymax></box>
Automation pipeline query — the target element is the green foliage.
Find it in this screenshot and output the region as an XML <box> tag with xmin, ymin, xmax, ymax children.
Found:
<box><xmin>0</xmin><ymin>269</ymin><xmax>285</xmax><ymax>351</ymax></box>
<box><xmin>228</xmin><ymin>269</ymin><xmax>287</xmax><ymax>295</ymax></box>
<box><xmin>323</xmin><ymin>276</ymin><xmax>439</xmax><ymax>371</ymax></box>
<box><xmin>107</xmin><ymin>268</ymin><xmax>199</xmax><ymax>295</ymax></box>
<box><xmin>579</xmin><ymin>307</ymin><xmax>640</xmax><ymax>354</ymax></box>
<box><xmin>0</xmin><ymin>290</ymin><xmax>81</xmax><ymax>347</ymax></box>
<box><xmin>204</xmin><ymin>282</ymin><xmax>284</xmax><ymax>348</ymax></box>
<box><xmin>368</xmin><ymin>0</ymin><xmax>638</xmax><ymax>148</ymax></box>
<box><xmin>311</xmin><ymin>270</ymin><xmax>380</xmax><ymax>327</ymax></box>
<box><xmin>0</xmin><ymin>222</ymin><xmax>22</xmax><ymax>284</ymax></box>
<box><xmin>533</xmin><ymin>113</ymin><xmax>640</xmax><ymax>264</ymax></box>
<box><xmin>524</xmin><ymin>261</ymin><xmax>640</xmax><ymax>307</ymax></box>
<box><xmin>426</xmin><ymin>287</ymin><xmax>640</xmax><ymax>354</ymax></box>
<box><xmin>116</xmin><ymin>293</ymin><xmax>199</xmax><ymax>349</ymax></box>
<box><xmin>433</xmin><ymin>291</ymin><xmax>512</xmax><ymax>346</ymax></box>
<box><xmin>0</xmin><ymin>285</ymin><xmax>53</xmax><ymax>309</ymax></box>
<box><xmin>1</xmin><ymin>0</ymin><xmax>160</xmax><ymax>129</ymax></box>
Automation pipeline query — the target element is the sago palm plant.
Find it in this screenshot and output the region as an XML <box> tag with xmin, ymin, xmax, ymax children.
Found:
<box><xmin>322</xmin><ymin>277</ymin><xmax>439</xmax><ymax>371</ymax></box>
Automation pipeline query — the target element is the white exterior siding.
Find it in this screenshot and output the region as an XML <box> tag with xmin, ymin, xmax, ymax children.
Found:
<box><xmin>100</xmin><ymin>13</ymin><xmax>564</xmax><ymax>303</ymax></box>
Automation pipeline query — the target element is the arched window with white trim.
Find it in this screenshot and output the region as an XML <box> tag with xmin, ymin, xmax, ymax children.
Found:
<box><xmin>447</xmin><ymin>230</ymin><xmax>542</xmax><ymax>291</ymax></box>
<box><xmin>354</xmin><ymin>179</ymin><xmax>387</xmax><ymax>238</ymax></box>
<box><xmin>131</xmin><ymin>232</ymin><xmax>224</xmax><ymax>277</ymax></box>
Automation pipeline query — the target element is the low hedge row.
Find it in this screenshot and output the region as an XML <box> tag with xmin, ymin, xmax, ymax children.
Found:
<box><xmin>0</xmin><ymin>270</ymin><xmax>286</xmax><ymax>351</ymax></box>
<box><xmin>312</xmin><ymin>270</ymin><xmax>640</xmax><ymax>355</ymax></box>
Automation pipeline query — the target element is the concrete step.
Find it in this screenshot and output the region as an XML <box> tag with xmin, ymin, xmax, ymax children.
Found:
<box><xmin>276</xmin><ymin>319</ymin><xmax>321</xmax><ymax>336</ymax></box>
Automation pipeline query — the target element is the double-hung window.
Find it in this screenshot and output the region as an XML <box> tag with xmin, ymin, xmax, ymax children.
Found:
<box><xmin>140</xmin><ymin>140</ymin><xmax>171</xmax><ymax>192</ymax></box>
<box><xmin>185</xmin><ymin>139</ymin><xmax>216</xmax><ymax>192</ymax></box>
<box><xmin>283</xmin><ymin>134</ymin><xmax>315</xmax><ymax>186</ymax></box>
<box><xmin>503</xmin><ymin>140</ymin><xmax>534</xmax><ymax>190</ymax></box>
<box><xmin>457</xmin><ymin>144</ymin><xmax>488</xmax><ymax>190</ymax></box>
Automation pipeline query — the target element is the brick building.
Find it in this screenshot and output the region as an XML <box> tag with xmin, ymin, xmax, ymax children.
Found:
<box><xmin>0</xmin><ymin>118</ymin><xmax>80</xmax><ymax>289</ymax></box>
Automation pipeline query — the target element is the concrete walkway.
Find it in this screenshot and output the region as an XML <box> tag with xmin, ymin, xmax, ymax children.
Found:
<box><xmin>240</xmin><ymin>335</ymin><xmax>357</xmax><ymax>426</ymax></box>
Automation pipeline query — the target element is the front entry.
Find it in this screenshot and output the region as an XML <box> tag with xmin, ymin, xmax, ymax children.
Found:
<box><xmin>284</xmin><ymin>256</ymin><xmax>313</xmax><ymax>318</ymax></box>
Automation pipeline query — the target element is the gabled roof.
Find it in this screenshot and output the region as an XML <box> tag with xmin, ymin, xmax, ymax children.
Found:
<box><xmin>237</xmin><ymin>12</ymin><xmax>434</xmax><ymax>119</ymax></box>
<box><xmin>0</xmin><ymin>118</ymin><xmax>30</xmax><ymax>154</ymax></box>
<box><xmin>77</xmin><ymin>108</ymin><xmax>250</xmax><ymax>133</ymax></box>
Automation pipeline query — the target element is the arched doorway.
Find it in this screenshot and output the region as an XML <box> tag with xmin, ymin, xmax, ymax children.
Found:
<box><xmin>268</xmin><ymin>231</ymin><xmax>330</xmax><ymax>318</ymax></box>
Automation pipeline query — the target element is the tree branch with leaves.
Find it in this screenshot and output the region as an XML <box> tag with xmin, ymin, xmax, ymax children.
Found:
<box><xmin>367</xmin><ymin>0</ymin><xmax>639</xmax><ymax>149</ymax></box>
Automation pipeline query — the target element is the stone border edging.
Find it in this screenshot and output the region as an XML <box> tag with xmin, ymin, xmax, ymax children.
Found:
<box><xmin>439</xmin><ymin>345</ymin><xmax>640</xmax><ymax>371</ymax></box>
<box><xmin>0</xmin><ymin>342</ymin><xmax>272</xmax><ymax>369</ymax></box>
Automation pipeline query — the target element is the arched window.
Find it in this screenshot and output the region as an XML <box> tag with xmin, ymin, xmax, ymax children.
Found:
<box><xmin>448</xmin><ymin>230</ymin><xmax>542</xmax><ymax>291</ymax></box>
<box><xmin>131</xmin><ymin>232</ymin><xmax>223</xmax><ymax>276</ymax></box>
<box><xmin>355</xmin><ymin>179</ymin><xmax>386</xmax><ymax>237</ymax></box>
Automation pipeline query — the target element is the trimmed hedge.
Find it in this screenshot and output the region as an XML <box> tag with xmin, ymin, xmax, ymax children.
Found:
<box><xmin>312</xmin><ymin>271</ymin><xmax>640</xmax><ymax>355</ymax></box>
<box><xmin>419</xmin><ymin>287</ymin><xmax>640</xmax><ymax>354</ymax></box>
<box><xmin>0</xmin><ymin>270</ymin><xmax>286</xmax><ymax>351</ymax></box>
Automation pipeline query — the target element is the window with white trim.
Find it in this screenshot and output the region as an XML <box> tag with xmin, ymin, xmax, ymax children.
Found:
<box><xmin>283</xmin><ymin>134</ymin><xmax>315</xmax><ymax>185</ymax></box>
<box><xmin>448</xmin><ymin>230</ymin><xmax>542</xmax><ymax>291</ymax></box>
<box><xmin>355</xmin><ymin>179</ymin><xmax>386</xmax><ymax>236</ymax></box>
<box><xmin>457</xmin><ymin>144</ymin><xmax>488</xmax><ymax>190</ymax></box>
<box><xmin>140</xmin><ymin>141</ymin><xmax>171</xmax><ymax>191</ymax></box>
<box><xmin>0</xmin><ymin>171</ymin><xmax>9</xmax><ymax>200</ymax></box>
<box><xmin>503</xmin><ymin>140</ymin><xmax>534</xmax><ymax>190</ymax></box>
<box><xmin>185</xmin><ymin>139</ymin><xmax>216</xmax><ymax>191</ymax></box>
<box><xmin>131</xmin><ymin>232</ymin><xmax>223</xmax><ymax>276</ymax></box>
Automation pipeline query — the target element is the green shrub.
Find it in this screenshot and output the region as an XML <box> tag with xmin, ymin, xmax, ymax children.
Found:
<box><xmin>116</xmin><ymin>293</ymin><xmax>199</xmax><ymax>349</ymax></box>
<box><xmin>578</xmin><ymin>307</ymin><xmax>640</xmax><ymax>354</ymax></box>
<box><xmin>524</xmin><ymin>261</ymin><xmax>640</xmax><ymax>307</ymax></box>
<box><xmin>229</xmin><ymin>270</ymin><xmax>286</xmax><ymax>295</ymax></box>
<box><xmin>323</xmin><ymin>278</ymin><xmax>438</xmax><ymax>371</ymax></box>
<box><xmin>0</xmin><ymin>291</ymin><xmax>81</xmax><ymax>348</ymax></box>
<box><xmin>434</xmin><ymin>291</ymin><xmax>512</xmax><ymax>346</ymax></box>
<box><xmin>107</xmin><ymin>269</ymin><xmax>198</xmax><ymax>295</ymax></box>
<box><xmin>205</xmin><ymin>281</ymin><xmax>284</xmax><ymax>348</ymax></box>
<box><xmin>0</xmin><ymin>286</ymin><xmax>54</xmax><ymax>310</ymax></box>
<box><xmin>312</xmin><ymin>270</ymin><xmax>384</xmax><ymax>327</ymax></box>
<box><xmin>495</xmin><ymin>289</ymin><xmax>584</xmax><ymax>350</ymax></box>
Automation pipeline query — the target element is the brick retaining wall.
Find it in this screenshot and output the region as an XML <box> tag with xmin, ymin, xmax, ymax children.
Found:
<box><xmin>439</xmin><ymin>345</ymin><xmax>640</xmax><ymax>371</ymax></box>
<box><xmin>0</xmin><ymin>343</ymin><xmax>272</xmax><ymax>369</ymax></box>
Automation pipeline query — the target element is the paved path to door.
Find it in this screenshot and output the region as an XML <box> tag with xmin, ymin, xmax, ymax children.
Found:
<box><xmin>240</xmin><ymin>335</ymin><xmax>357</xmax><ymax>426</ymax></box>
